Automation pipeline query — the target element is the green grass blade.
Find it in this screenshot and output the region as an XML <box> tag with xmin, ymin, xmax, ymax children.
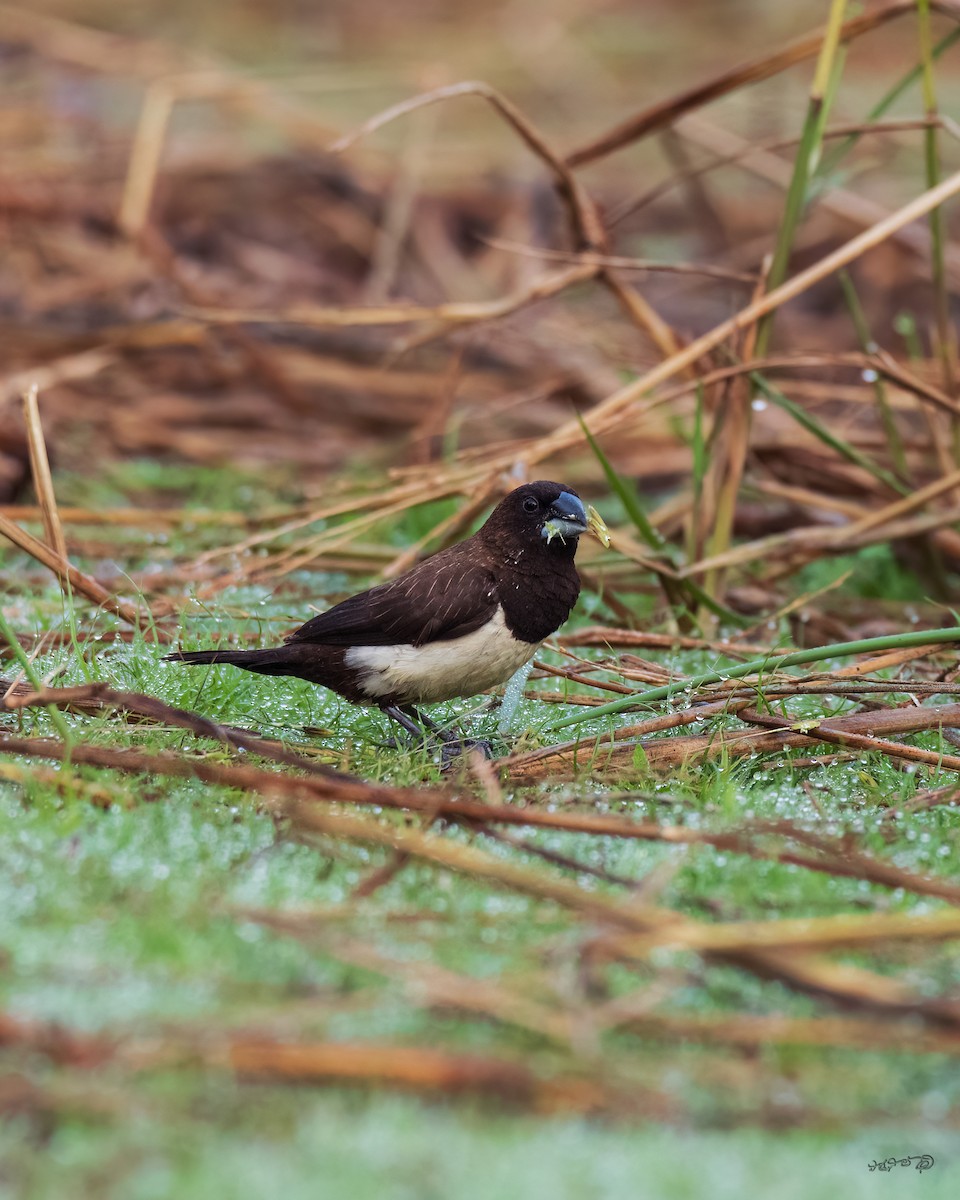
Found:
<box><xmin>751</xmin><ymin>373</ymin><xmax>907</xmax><ymax>496</ymax></box>
<box><xmin>755</xmin><ymin>0</ymin><xmax>849</xmax><ymax>357</ymax></box>
<box><xmin>577</xmin><ymin>410</ymin><xmax>666</xmax><ymax>552</ymax></box>
<box><xmin>550</xmin><ymin>624</ymin><xmax>960</xmax><ymax>729</ymax></box>
<box><xmin>0</xmin><ymin>607</ymin><xmax>74</xmax><ymax>747</ymax></box>
<box><xmin>837</xmin><ymin>270</ymin><xmax>909</xmax><ymax>481</ymax></box>
<box><xmin>916</xmin><ymin>0</ymin><xmax>959</xmax><ymax>453</ymax></box>
<box><xmin>577</xmin><ymin>411</ymin><xmax>752</xmax><ymax>626</ymax></box>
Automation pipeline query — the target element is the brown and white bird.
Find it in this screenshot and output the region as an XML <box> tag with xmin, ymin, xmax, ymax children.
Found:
<box><xmin>166</xmin><ymin>481</ymin><xmax>608</xmax><ymax>754</ymax></box>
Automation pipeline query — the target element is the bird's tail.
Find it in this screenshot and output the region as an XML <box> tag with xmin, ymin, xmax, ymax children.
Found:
<box><xmin>164</xmin><ymin>646</ymin><xmax>298</xmax><ymax>678</ymax></box>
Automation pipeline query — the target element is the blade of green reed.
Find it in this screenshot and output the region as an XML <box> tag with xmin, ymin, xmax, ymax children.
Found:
<box><xmin>685</xmin><ymin>383</ymin><xmax>707</xmax><ymax>566</ymax></box>
<box><xmin>577</xmin><ymin>409</ymin><xmax>666</xmax><ymax>552</ymax></box>
<box><xmin>750</xmin><ymin>372</ymin><xmax>907</xmax><ymax>496</ymax></box>
<box><xmin>691</xmin><ymin>384</ymin><xmax>707</xmax><ymax>515</ymax></box>
<box><xmin>837</xmin><ymin>270</ymin><xmax>910</xmax><ymax>482</ymax></box>
<box><xmin>755</xmin><ymin>0</ymin><xmax>850</xmax><ymax>358</ymax></box>
<box><xmin>814</xmin><ymin>24</ymin><xmax>960</xmax><ymax>186</ymax></box>
<box><xmin>576</xmin><ymin>411</ymin><xmax>752</xmax><ymax>626</ymax></box>
<box><xmin>894</xmin><ymin>312</ymin><xmax>925</xmax><ymax>361</ymax></box>
<box><xmin>550</xmin><ymin>625</ymin><xmax>960</xmax><ymax>729</ymax></box>
<box><xmin>916</xmin><ymin>0</ymin><xmax>959</xmax><ymax>452</ymax></box>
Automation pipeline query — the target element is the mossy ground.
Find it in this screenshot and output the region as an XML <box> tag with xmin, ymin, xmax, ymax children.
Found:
<box><xmin>2</xmin><ymin>463</ymin><xmax>959</xmax><ymax>1197</ymax></box>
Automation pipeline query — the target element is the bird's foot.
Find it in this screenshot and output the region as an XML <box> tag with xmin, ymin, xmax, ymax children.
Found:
<box><xmin>380</xmin><ymin>705</ymin><xmax>495</xmax><ymax>768</ymax></box>
<box><xmin>439</xmin><ymin>737</ymin><xmax>494</xmax><ymax>770</ymax></box>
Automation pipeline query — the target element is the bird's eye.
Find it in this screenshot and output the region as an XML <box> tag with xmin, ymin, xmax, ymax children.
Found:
<box><xmin>522</xmin><ymin>496</ymin><xmax>540</xmax><ymax>513</ymax></box>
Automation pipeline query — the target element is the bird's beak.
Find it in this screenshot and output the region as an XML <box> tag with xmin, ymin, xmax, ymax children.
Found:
<box><xmin>541</xmin><ymin>491</ymin><xmax>592</xmax><ymax>544</ymax></box>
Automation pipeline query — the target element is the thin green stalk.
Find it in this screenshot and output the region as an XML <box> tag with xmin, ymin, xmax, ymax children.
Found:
<box><xmin>550</xmin><ymin>625</ymin><xmax>960</xmax><ymax>729</ymax></box>
<box><xmin>0</xmin><ymin>608</ymin><xmax>73</xmax><ymax>748</ymax></box>
<box><xmin>691</xmin><ymin>386</ymin><xmax>707</xmax><ymax>516</ymax></box>
<box><xmin>916</xmin><ymin>0</ymin><xmax>959</xmax><ymax>457</ymax></box>
<box><xmin>755</xmin><ymin>0</ymin><xmax>849</xmax><ymax>358</ymax></box>
<box><xmin>702</xmin><ymin>362</ymin><xmax>756</xmax><ymax>606</ymax></box>
<box><xmin>815</xmin><ymin>25</ymin><xmax>960</xmax><ymax>185</ymax></box>
<box><xmin>837</xmin><ymin>270</ymin><xmax>909</xmax><ymax>481</ymax></box>
<box><xmin>809</xmin><ymin>46</ymin><xmax>848</xmax><ymax>175</ymax></box>
<box><xmin>687</xmin><ymin>383</ymin><xmax>707</xmax><ymax>566</ymax></box>
<box><xmin>577</xmin><ymin>412</ymin><xmax>752</xmax><ymax>626</ymax></box>
<box><xmin>894</xmin><ymin>312</ymin><xmax>925</xmax><ymax>361</ymax></box>
<box><xmin>750</xmin><ymin>373</ymin><xmax>907</xmax><ymax>495</ymax></box>
<box><xmin>577</xmin><ymin>411</ymin><xmax>666</xmax><ymax>553</ymax></box>
<box><xmin>62</xmin><ymin>575</ymin><xmax>96</xmax><ymax>684</ymax></box>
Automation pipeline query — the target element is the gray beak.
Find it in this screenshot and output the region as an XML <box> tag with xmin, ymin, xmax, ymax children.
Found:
<box><xmin>541</xmin><ymin>491</ymin><xmax>588</xmax><ymax>543</ymax></box>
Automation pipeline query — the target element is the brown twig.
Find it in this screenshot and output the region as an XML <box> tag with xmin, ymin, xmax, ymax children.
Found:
<box><xmin>564</xmin><ymin>1</ymin><xmax>960</xmax><ymax>168</ymax></box>
<box><xmin>331</xmin><ymin>80</ymin><xmax>606</xmax><ymax>252</ymax></box>
<box><xmin>0</xmin><ymin>515</ymin><xmax>168</xmax><ymax>638</ymax></box>
<box><xmin>20</xmin><ymin>383</ymin><xmax>66</xmax><ymax>561</ymax></box>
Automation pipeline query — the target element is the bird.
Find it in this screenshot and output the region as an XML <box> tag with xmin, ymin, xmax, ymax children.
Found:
<box><xmin>165</xmin><ymin>480</ymin><xmax>608</xmax><ymax>758</ymax></box>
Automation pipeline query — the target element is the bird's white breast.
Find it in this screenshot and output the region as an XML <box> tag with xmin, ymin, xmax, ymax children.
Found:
<box><xmin>344</xmin><ymin>607</ymin><xmax>537</xmax><ymax>705</ymax></box>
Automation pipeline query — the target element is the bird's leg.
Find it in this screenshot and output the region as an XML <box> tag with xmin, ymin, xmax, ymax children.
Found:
<box><xmin>381</xmin><ymin>704</ymin><xmax>455</xmax><ymax>748</ymax></box>
<box><xmin>400</xmin><ymin>705</ymin><xmax>494</xmax><ymax>763</ymax></box>
<box><xmin>381</xmin><ymin>704</ymin><xmax>493</xmax><ymax>765</ymax></box>
<box><xmin>381</xmin><ymin>704</ymin><xmax>435</xmax><ymax>745</ymax></box>
<box><xmin>398</xmin><ymin>705</ymin><xmax>452</xmax><ymax>740</ymax></box>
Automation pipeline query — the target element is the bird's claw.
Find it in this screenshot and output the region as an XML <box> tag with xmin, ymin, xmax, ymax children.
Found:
<box><xmin>439</xmin><ymin>738</ymin><xmax>495</xmax><ymax>770</ymax></box>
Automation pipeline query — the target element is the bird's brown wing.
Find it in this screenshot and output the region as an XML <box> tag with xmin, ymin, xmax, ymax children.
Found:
<box><xmin>285</xmin><ymin>545</ymin><xmax>499</xmax><ymax>648</ymax></box>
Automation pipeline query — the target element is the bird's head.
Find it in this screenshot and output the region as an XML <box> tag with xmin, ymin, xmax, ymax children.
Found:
<box><xmin>481</xmin><ymin>481</ymin><xmax>609</xmax><ymax>556</ymax></box>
